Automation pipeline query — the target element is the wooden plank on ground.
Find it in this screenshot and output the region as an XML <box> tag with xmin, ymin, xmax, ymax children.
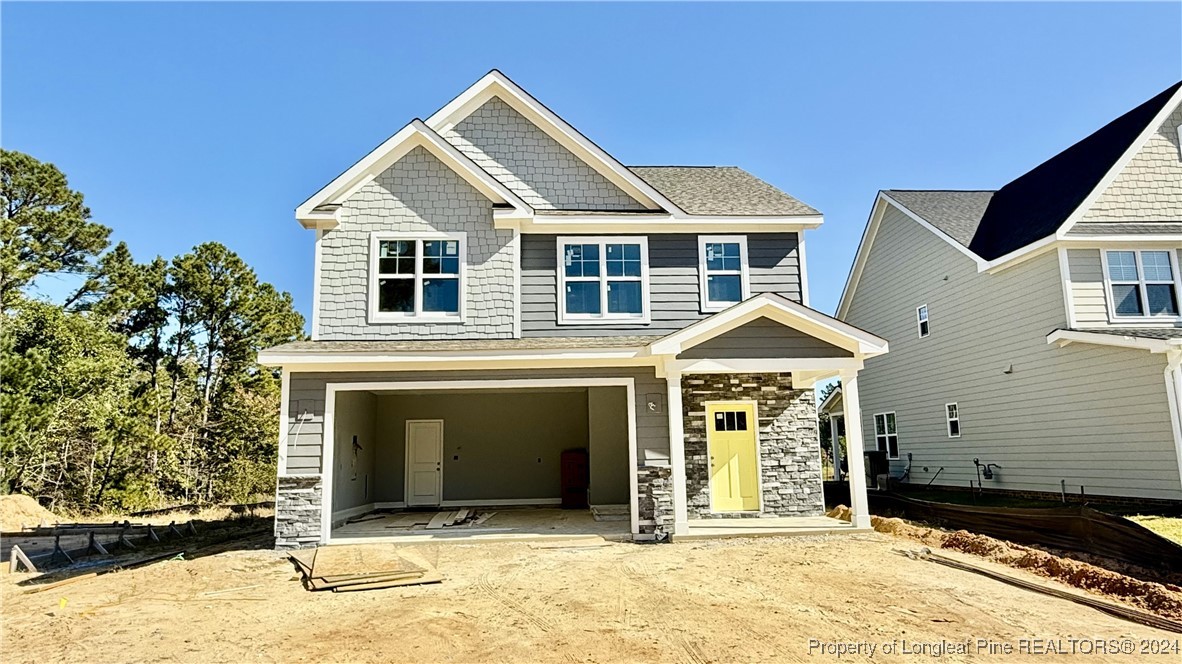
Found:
<box><xmin>472</xmin><ymin>512</ymin><xmax>496</xmax><ymax>525</ymax></box>
<box><xmin>310</xmin><ymin>544</ymin><xmax>424</xmax><ymax>578</ymax></box>
<box><xmin>308</xmin><ymin>570</ymin><xmax>425</xmax><ymax>591</ymax></box>
<box><xmin>425</xmin><ymin>512</ymin><xmax>452</xmax><ymax>530</ymax></box>
<box><xmin>529</xmin><ymin>538</ymin><xmax>612</xmax><ymax>550</ymax></box>
<box><xmin>288</xmin><ymin>549</ymin><xmax>316</xmax><ymax>576</ymax></box>
<box><xmin>449</xmin><ymin>508</ymin><xmax>469</xmax><ymax>525</ymax></box>
<box><xmin>330</xmin><ymin>572</ymin><xmax>443</xmax><ymax>592</ymax></box>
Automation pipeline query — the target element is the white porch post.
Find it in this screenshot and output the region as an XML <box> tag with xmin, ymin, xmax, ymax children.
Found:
<box><xmin>666</xmin><ymin>369</ymin><xmax>689</xmax><ymax>536</ymax></box>
<box><xmin>840</xmin><ymin>371</ymin><xmax>871</xmax><ymax>529</ymax></box>
<box><xmin>831</xmin><ymin>414</ymin><xmax>844</xmax><ymax>482</ymax></box>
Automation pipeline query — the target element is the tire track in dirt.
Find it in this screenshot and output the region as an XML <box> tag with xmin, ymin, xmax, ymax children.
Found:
<box><xmin>616</xmin><ymin>560</ymin><xmax>710</xmax><ymax>664</ymax></box>
<box><xmin>476</xmin><ymin>573</ymin><xmax>554</xmax><ymax>633</ymax></box>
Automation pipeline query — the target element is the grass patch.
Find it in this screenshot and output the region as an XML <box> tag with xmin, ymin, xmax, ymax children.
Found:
<box><xmin>1129</xmin><ymin>515</ymin><xmax>1182</xmax><ymax>545</ymax></box>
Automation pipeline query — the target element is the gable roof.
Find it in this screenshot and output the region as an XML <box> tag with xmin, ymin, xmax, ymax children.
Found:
<box><xmin>877</xmin><ymin>82</ymin><xmax>1182</xmax><ymax>262</ymax></box>
<box><xmin>425</xmin><ymin>70</ymin><xmax>681</xmax><ymax>214</ymax></box>
<box><xmin>630</xmin><ymin>166</ymin><xmax>820</xmax><ymax>217</ymax></box>
<box><xmin>651</xmin><ymin>293</ymin><xmax>888</xmax><ymax>358</ymax></box>
<box><xmin>880</xmin><ymin>190</ymin><xmax>994</xmax><ymax>247</ymax></box>
<box><xmin>969</xmin><ymin>81</ymin><xmax>1182</xmax><ymax>260</ymax></box>
<box><xmin>295</xmin><ymin>119</ymin><xmax>532</xmax><ymax>228</ymax></box>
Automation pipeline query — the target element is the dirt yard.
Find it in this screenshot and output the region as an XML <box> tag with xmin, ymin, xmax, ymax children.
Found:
<box><xmin>4</xmin><ymin>532</ymin><xmax>1179</xmax><ymax>663</ymax></box>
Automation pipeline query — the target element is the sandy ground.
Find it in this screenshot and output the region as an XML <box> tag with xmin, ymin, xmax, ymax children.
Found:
<box><xmin>3</xmin><ymin>532</ymin><xmax>1178</xmax><ymax>664</ymax></box>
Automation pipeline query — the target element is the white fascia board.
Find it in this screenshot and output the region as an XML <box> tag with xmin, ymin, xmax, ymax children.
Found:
<box><xmin>650</xmin><ymin>293</ymin><xmax>889</xmax><ymax>357</ymax></box>
<box><xmin>510</xmin><ymin>216</ymin><xmax>821</xmax><ymax>235</ymax></box>
<box><xmin>295</xmin><ymin>119</ymin><xmax>532</xmax><ymax>226</ymax></box>
<box><xmin>1046</xmin><ymin>329</ymin><xmax>1180</xmax><ymax>353</ymax></box>
<box><xmin>424</xmin><ymin>70</ymin><xmax>682</xmax><ymax>215</ymax></box>
<box><xmin>1055</xmin><ymin>87</ymin><xmax>1182</xmax><ymax>238</ymax></box>
<box><xmin>1061</xmin><ymin>234</ymin><xmax>1182</xmax><ymax>244</ymax></box>
<box><xmin>665</xmin><ymin>358</ymin><xmax>864</xmax><ymax>375</ymax></box>
<box><xmin>257</xmin><ymin>347</ymin><xmax>653</xmax><ymax>368</ymax></box>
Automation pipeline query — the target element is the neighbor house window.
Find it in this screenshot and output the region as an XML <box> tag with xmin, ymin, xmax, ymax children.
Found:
<box><xmin>557</xmin><ymin>236</ymin><xmax>649</xmax><ymax>324</ymax></box>
<box><xmin>916</xmin><ymin>305</ymin><xmax>930</xmax><ymax>338</ymax></box>
<box><xmin>698</xmin><ymin>235</ymin><xmax>750</xmax><ymax>311</ymax></box>
<box><xmin>1104</xmin><ymin>250</ymin><xmax>1180</xmax><ymax>318</ymax></box>
<box><xmin>945</xmin><ymin>403</ymin><xmax>961</xmax><ymax>438</ymax></box>
<box><xmin>873</xmin><ymin>412</ymin><xmax>899</xmax><ymax>460</ymax></box>
<box><xmin>369</xmin><ymin>233</ymin><xmax>464</xmax><ymax>322</ymax></box>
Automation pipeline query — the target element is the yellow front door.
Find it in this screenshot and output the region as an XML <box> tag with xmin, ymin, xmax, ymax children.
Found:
<box><xmin>706</xmin><ymin>402</ymin><xmax>760</xmax><ymax>512</ymax></box>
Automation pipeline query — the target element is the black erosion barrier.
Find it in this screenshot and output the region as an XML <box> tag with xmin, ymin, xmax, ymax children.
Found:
<box><xmin>868</xmin><ymin>492</ymin><xmax>1182</xmax><ymax>573</ymax></box>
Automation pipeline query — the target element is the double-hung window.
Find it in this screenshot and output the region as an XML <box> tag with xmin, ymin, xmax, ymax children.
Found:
<box><xmin>698</xmin><ymin>235</ymin><xmax>750</xmax><ymax>311</ymax></box>
<box><xmin>916</xmin><ymin>305</ymin><xmax>930</xmax><ymax>338</ymax></box>
<box><xmin>1104</xmin><ymin>250</ymin><xmax>1181</xmax><ymax>319</ymax></box>
<box><xmin>369</xmin><ymin>233</ymin><xmax>465</xmax><ymax>322</ymax></box>
<box><xmin>558</xmin><ymin>236</ymin><xmax>649</xmax><ymax>323</ymax></box>
<box><xmin>945</xmin><ymin>403</ymin><xmax>961</xmax><ymax>438</ymax></box>
<box><xmin>873</xmin><ymin>412</ymin><xmax>899</xmax><ymax>460</ymax></box>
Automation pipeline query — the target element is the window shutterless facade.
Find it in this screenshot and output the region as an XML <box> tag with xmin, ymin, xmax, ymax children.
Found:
<box><xmin>1103</xmin><ymin>249</ymin><xmax>1181</xmax><ymax>319</ymax></box>
<box><xmin>557</xmin><ymin>236</ymin><xmax>650</xmax><ymax>324</ymax></box>
<box><xmin>916</xmin><ymin>305</ymin><xmax>930</xmax><ymax>338</ymax></box>
<box><xmin>368</xmin><ymin>232</ymin><xmax>465</xmax><ymax>323</ymax></box>
<box><xmin>873</xmin><ymin>412</ymin><xmax>899</xmax><ymax>460</ymax></box>
<box><xmin>698</xmin><ymin>235</ymin><xmax>750</xmax><ymax>312</ymax></box>
<box><xmin>945</xmin><ymin>403</ymin><xmax>960</xmax><ymax>438</ymax></box>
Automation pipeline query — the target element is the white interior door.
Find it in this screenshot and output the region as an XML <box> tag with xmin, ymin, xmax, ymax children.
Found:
<box><xmin>406</xmin><ymin>420</ymin><xmax>443</xmax><ymax>507</ymax></box>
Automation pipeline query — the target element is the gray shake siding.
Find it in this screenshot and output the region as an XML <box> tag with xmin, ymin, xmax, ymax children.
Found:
<box><xmin>521</xmin><ymin>233</ymin><xmax>802</xmax><ymax>336</ymax></box>
<box><xmin>282</xmin><ymin>367</ymin><xmax>670</xmax><ymax>476</ymax></box>
<box><xmin>845</xmin><ymin>204</ymin><xmax>1181</xmax><ymax>500</ymax></box>
<box><xmin>318</xmin><ymin>145</ymin><xmax>515</xmax><ymax>340</ymax></box>
<box><xmin>441</xmin><ymin>97</ymin><xmax>643</xmax><ymax>211</ymax></box>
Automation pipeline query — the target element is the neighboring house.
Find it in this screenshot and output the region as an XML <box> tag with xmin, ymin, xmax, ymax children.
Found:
<box><xmin>838</xmin><ymin>81</ymin><xmax>1182</xmax><ymax>504</ymax></box>
<box><xmin>259</xmin><ymin>71</ymin><xmax>888</xmax><ymax>548</ymax></box>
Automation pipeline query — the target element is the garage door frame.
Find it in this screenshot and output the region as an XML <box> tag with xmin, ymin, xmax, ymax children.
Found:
<box><xmin>322</xmin><ymin>377</ymin><xmax>638</xmax><ymax>543</ymax></box>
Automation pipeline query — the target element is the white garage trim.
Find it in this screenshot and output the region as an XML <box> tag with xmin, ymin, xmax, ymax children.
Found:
<box><xmin>321</xmin><ymin>377</ymin><xmax>639</xmax><ymax>544</ymax></box>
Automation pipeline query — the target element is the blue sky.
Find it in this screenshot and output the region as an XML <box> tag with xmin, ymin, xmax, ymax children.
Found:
<box><xmin>4</xmin><ymin>2</ymin><xmax>1180</xmax><ymax>326</ymax></box>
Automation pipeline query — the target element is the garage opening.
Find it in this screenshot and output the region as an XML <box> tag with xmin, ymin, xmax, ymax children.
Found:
<box><xmin>326</xmin><ymin>385</ymin><xmax>632</xmax><ymax>542</ymax></box>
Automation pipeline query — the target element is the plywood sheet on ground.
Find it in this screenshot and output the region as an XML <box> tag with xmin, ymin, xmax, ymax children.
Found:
<box><xmin>311</xmin><ymin>545</ymin><xmax>424</xmax><ymax>578</ymax></box>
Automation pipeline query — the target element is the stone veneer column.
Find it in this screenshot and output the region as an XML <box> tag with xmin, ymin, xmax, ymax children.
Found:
<box><xmin>682</xmin><ymin>373</ymin><xmax>825</xmax><ymax>519</ymax></box>
<box><xmin>635</xmin><ymin>466</ymin><xmax>674</xmax><ymax>542</ymax></box>
<box><xmin>274</xmin><ymin>475</ymin><xmax>323</xmax><ymax>549</ymax></box>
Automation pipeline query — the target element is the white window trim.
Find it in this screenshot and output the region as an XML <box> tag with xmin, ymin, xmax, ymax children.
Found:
<box><xmin>916</xmin><ymin>304</ymin><xmax>930</xmax><ymax>338</ymax></box>
<box><xmin>556</xmin><ymin>236</ymin><xmax>651</xmax><ymax>325</ymax></box>
<box><xmin>873</xmin><ymin>411</ymin><xmax>900</xmax><ymax>460</ymax></box>
<box><xmin>368</xmin><ymin>231</ymin><xmax>467</xmax><ymax>324</ymax></box>
<box><xmin>1100</xmin><ymin>248</ymin><xmax>1182</xmax><ymax>324</ymax></box>
<box><xmin>945</xmin><ymin>402</ymin><xmax>961</xmax><ymax>439</ymax></box>
<box><xmin>697</xmin><ymin>235</ymin><xmax>751</xmax><ymax>313</ymax></box>
<box><xmin>1176</xmin><ymin>124</ymin><xmax>1182</xmax><ymax>161</ymax></box>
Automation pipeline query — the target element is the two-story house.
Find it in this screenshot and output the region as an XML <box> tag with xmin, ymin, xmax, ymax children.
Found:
<box><xmin>838</xmin><ymin>81</ymin><xmax>1182</xmax><ymax>504</ymax></box>
<box><xmin>259</xmin><ymin>71</ymin><xmax>887</xmax><ymax>548</ymax></box>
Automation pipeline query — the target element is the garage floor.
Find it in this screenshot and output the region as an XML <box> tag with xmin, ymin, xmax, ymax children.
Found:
<box><xmin>331</xmin><ymin>507</ymin><xmax>631</xmax><ymax>544</ymax></box>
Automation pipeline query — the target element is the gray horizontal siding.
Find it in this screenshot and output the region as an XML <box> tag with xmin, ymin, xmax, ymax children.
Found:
<box><xmin>283</xmin><ymin>366</ymin><xmax>669</xmax><ymax>475</ymax></box>
<box><xmin>521</xmin><ymin>233</ymin><xmax>801</xmax><ymax>337</ymax></box>
<box><xmin>843</xmin><ymin>204</ymin><xmax>1180</xmax><ymax>501</ymax></box>
<box><xmin>677</xmin><ymin>317</ymin><xmax>852</xmax><ymax>359</ymax></box>
<box><xmin>1067</xmin><ymin>248</ymin><xmax>1108</xmax><ymax>326</ymax></box>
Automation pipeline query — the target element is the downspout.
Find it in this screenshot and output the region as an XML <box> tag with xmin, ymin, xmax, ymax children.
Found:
<box><xmin>1165</xmin><ymin>349</ymin><xmax>1182</xmax><ymax>496</ymax></box>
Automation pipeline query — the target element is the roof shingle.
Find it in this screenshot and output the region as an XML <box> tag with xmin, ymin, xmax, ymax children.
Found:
<box><xmin>630</xmin><ymin>166</ymin><xmax>820</xmax><ymax>217</ymax></box>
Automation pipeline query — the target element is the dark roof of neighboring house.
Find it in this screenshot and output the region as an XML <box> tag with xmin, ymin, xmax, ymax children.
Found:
<box><xmin>630</xmin><ymin>166</ymin><xmax>820</xmax><ymax>217</ymax></box>
<box><xmin>1064</xmin><ymin>327</ymin><xmax>1182</xmax><ymax>341</ymax></box>
<box><xmin>263</xmin><ymin>336</ymin><xmax>664</xmax><ymax>354</ymax></box>
<box><xmin>886</xmin><ymin>81</ymin><xmax>1182</xmax><ymax>261</ymax></box>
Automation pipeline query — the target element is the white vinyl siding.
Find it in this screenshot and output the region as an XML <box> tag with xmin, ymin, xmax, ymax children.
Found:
<box><xmin>843</xmin><ymin>204</ymin><xmax>1180</xmax><ymax>501</ymax></box>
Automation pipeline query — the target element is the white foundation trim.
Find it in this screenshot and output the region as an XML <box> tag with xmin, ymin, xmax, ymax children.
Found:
<box><xmin>321</xmin><ymin>377</ymin><xmax>639</xmax><ymax>545</ymax></box>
